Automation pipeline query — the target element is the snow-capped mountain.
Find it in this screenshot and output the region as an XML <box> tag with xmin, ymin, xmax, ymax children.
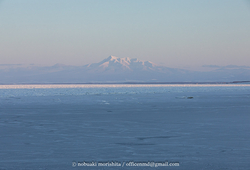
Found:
<box><xmin>85</xmin><ymin>56</ymin><xmax>159</xmax><ymax>73</ymax></box>
<box><xmin>0</xmin><ymin>56</ymin><xmax>249</xmax><ymax>83</ymax></box>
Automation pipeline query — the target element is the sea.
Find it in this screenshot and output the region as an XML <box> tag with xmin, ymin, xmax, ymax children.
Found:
<box><xmin>0</xmin><ymin>84</ymin><xmax>250</xmax><ymax>170</ymax></box>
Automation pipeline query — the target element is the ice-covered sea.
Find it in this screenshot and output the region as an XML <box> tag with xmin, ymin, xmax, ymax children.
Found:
<box><xmin>0</xmin><ymin>84</ymin><xmax>250</xmax><ymax>170</ymax></box>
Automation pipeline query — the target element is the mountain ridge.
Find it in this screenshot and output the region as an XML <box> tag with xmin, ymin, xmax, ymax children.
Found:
<box><xmin>0</xmin><ymin>56</ymin><xmax>250</xmax><ymax>83</ymax></box>
<box><xmin>85</xmin><ymin>56</ymin><xmax>159</xmax><ymax>72</ymax></box>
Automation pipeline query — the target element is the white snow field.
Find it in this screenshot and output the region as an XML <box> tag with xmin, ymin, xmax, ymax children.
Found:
<box><xmin>0</xmin><ymin>84</ymin><xmax>250</xmax><ymax>169</ymax></box>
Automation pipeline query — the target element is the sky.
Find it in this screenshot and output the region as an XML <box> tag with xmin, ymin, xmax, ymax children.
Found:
<box><xmin>0</xmin><ymin>0</ymin><xmax>250</xmax><ymax>68</ymax></box>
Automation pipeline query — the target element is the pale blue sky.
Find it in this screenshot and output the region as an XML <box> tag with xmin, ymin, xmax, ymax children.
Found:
<box><xmin>0</xmin><ymin>0</ymin><xmax>250</xmax><ymax>68</ymax></box>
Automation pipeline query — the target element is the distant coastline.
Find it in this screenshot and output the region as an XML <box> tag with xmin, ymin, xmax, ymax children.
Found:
<box><xmin>0</xmin><ymin>81</ymin><xmax>250</xmax><ymax>85</ymax></box>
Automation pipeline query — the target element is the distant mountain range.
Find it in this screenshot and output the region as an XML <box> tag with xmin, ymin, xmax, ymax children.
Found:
<box><xmin>0</xmin><ymin>56</ymin><xmax>250</xmax><ymax>84</ymax></box>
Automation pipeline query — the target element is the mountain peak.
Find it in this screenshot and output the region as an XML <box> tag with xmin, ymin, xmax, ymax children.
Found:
<box><xmin>107</xmin><ymin>56</ymin><xmax>118</xmax><ymax>61</ymax></box>
<box><xmin>86</xmin><ymin>56</ymin><xmax>159</xmax><ymax>73</ymax></box>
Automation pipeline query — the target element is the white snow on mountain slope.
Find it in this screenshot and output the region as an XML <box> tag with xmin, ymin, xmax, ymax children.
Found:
<box><xmin>86</xmin><ymin>56</ymin><xmax>159</xmax><ymax>72</ymax></box>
